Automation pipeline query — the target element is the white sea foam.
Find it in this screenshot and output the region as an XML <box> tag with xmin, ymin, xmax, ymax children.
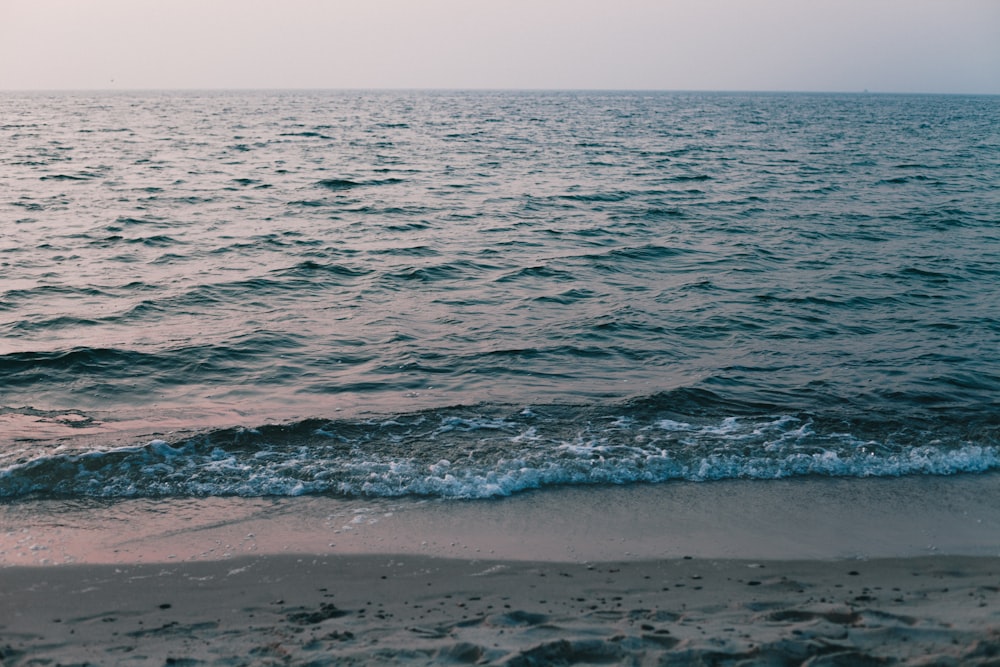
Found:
<box><xmin>0</xmin><ymin>409</ymin><xmax>998</xmax><ymax>500</ymax></box>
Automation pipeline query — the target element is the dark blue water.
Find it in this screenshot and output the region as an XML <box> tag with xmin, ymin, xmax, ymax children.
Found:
<box><xmin>2</xmin><ymin>90</ymin><xmax>998</xmax><ymax>499</ymax></box>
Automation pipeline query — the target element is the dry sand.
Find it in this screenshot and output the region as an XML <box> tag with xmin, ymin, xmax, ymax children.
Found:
<box><xmin>2</xmin><ymin>476</ymin><xmax>1000</xmax><ymax>665</ymax></box>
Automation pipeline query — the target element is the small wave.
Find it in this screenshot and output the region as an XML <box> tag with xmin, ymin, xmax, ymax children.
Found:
<box><xmin>315</xmin><ymin>177</ymin><xmax>404</xmax><ymax>191</ymax></box>
<box><xmin>117</xmin><ymin>277</ymin><xmax>291</xmax><ymax>315</ymax></box>
<box><xmin>368</xmin><ymin>245</ymin><xmax>439</xmax><ymax>257</ymax></box>
<box><xmin>531</xmin><ymin>288</ymin><xmax>597</xmax><ymax>305</ymax></box>
<box><xmin>579</xmin><ymin>244</ymin><xmax>699</xmax><ymax>264</ymax></box>
<box><xmin>280</xmin><ymin>131</ymin><xmax>333</xmax><ymax>139</ymax></box>
<box><xmin>2</xmin><ymin>397</ymin><xmax>997</xmax><ymax>500</ymax></box>
<box><xmin>559</xmin><ymin>191</ymin><xmax>631</xmax><ymax>203</ymax></box>
<box><xmin>112</xmin><ymin>215</ymin><xmax>167</xmax><ymax>227</ymax></box>
<box><xmin>381</xmin><ymin>260</ymin><xmax>496</xmax><ymax>284</ymax></box>
<box><xmin>382</xmin><ymin>220</ymin><xmax>432</xmax><ymax>232</ymax></box>
<box><xmin>0</xmin><ymin>332</ymin><xmax>307</xmax><ymax>391</ymax></box>
<box><xmin>316</xmin><ymin>178</ymin><xmax>363</xmax><ymax>191</ymax></box>
<box><xmin>273</xmin><ymin>260</ymin><xmax>372</xmax><ymax>279</ymax></box>
<box><xmin>10</xmin><ymin>200</ymin><xmax>45</xmax><ymax>211</ymax></box>
<box><xmin>642</xmin><ymin>207</ymin><xmax>686</xmax><ymax>219</ymax></box>
<box><xmin>125</xmin><ymin>234</ymin><xmax>183</xmax><ymax>248</ymax></box>
<box><xmin>496</xmin><ymin>265</ymin><xmax>576</xmax><ymax>283</ymax></box>
<box><xmin>0</xmin><ymin>284</ymin><xmax>108</xmax><ymax>305</ymax></box>
<box><xmin>384</xmin><ymin>266</ymin><xmax>463</xmax><ymax>283</ymax></box>
<box><xmin>0</xmin><ymin>347</ymin><xmax>155</xmax><ymax>385</ymax></box>
<box><xmin>39</xmin><ymin>173</ymin><xmax>93</xmax><ymax>181</ymax></box>
<box><xmin>7</xmin><ymin>315</ymin><xmax>101</xmax><ymax>333</ymax></box>
<box><xmin>878</xmin><ymin>175</ymin><xmax>933</xmax><ymax>185</ymax></box>
<box><xmin>896</xmin><ymin>266</ymin><xmax>957</xmax><ymax>282</ymax></box>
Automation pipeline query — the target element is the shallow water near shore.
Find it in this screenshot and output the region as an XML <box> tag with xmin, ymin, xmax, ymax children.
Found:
<box><xmin>4</xmin><ymin>472</ymin><xmax>1000</xmax><ymax>566</ymax></box>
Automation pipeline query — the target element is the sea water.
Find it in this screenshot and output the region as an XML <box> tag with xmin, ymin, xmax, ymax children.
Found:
<box><xmin>2</xmin><ymin>90</ymin><xmax>998</xmax><ymax>500</ymax></box>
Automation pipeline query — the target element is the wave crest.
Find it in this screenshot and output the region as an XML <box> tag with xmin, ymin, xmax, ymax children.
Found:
<box><xmin>2</xmin><ymin>401</ymin><xmax>997</xmax><ymax>500</ymax></box>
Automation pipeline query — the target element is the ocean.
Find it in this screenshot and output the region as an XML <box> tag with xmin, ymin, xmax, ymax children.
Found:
<box><xmin>2</xmin><ymin>90</ymin><xmax>999</xmax><ymax>502</ymax></box>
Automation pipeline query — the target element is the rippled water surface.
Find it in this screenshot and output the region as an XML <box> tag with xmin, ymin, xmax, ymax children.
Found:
<box><xmin>2</xmin><ymin>91</ymin><xmax>998</xmax><ymax>498</ymax></box>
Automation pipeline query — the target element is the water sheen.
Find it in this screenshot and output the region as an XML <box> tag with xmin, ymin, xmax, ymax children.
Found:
<box><xmin>1</xmin><ymin>91</ymin><xmax>998</xmax><ymax>498</ymax></box>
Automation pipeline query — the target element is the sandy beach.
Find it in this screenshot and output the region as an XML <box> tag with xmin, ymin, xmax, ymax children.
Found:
<box><xmin>3</xmin><ymin>476</ymin><xmax>1000</xmax><ymax>665</ymax></box>
<box><xmin>3</xmin><ymin>553</ymin><xmax>1000</xmax><ymax>665</ymax></box>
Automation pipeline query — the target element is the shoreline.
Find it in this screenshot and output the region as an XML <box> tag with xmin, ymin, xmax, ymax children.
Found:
<box><xmin>3</xmin><ymin>553</ymin><xmax>1000</xmax><ymax>665</ymax></box>
<box><xmin>4</xmin><ymin>473</ymin><xmax>1000</xmax><ymax>567</ymax></box>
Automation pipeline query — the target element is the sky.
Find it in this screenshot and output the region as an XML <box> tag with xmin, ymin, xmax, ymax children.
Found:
<box><xmin>2</xmin><ymin>0</ymin><xmax>998</xmax><ymax>94</ymax></box>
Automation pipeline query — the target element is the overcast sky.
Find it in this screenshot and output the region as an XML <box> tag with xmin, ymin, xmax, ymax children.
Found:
<box><xmin>2</xmin><ymin>0</ymin><xmax>998</xmax><ymax>93</ymax></box>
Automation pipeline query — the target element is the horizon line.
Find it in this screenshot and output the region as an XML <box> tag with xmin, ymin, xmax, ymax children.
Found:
<box><xmin>2</xmin><ymin>86</ymin><xmax>997</xmax><ymax>96</ymax></box>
